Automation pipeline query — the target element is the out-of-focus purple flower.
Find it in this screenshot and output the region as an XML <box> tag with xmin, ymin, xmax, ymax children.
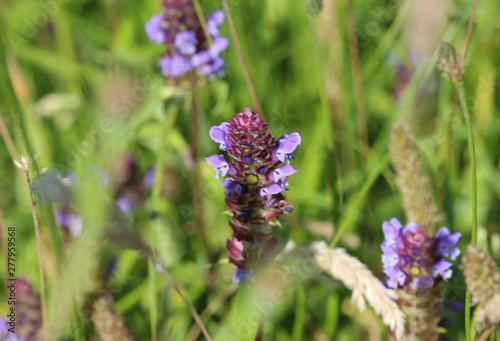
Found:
<box><xmin>54</xmin><ymin>208</ymin><xmax>83</xmax><ymax>237</ymax></box>
<box><xmin>220</xmin><ymin>179</ymin><xmax>243</xmax><ymax>196</ymax></box>
<box><xmin>0</xmin><ymin>316</ymin><xmax>24</xmax><ymax>341</ymax></box>
<box><xmin>142</xmin><ymin>167</ymin><xmax>155</xmax><ymax>189</ymax></box>
<box><xmin>159</xmin><ymin>55</ymin><xmax>192</xmax><ymax>78</ymax></box>
<box><xmin>116</xmin><ymin>197</ymin><xmax>135</xmax><ymax>213</ymax></box>
<box><xmin>206</xmin><ymin>10</ymin><xmax>225</xmax><ymax>37</ymax></box>
<box><xmin>435</xmin><ymin>227</ymin><xmax>461</xmax><ymax>260</ymax></box>
<box><xmin>209</xmin><ymin>122</ymin><xmax>230</xmax><ymax>150</ymax></box>
<box><xmin>205</xmin><ymin>154</ymin><xmax>231</xmax><ymax>179</ymax></box>
<box><xmin>273</xmin><ymin>133</ymin><xmax>301</xmax><ymax>163</ymax></box>
<box><xmin>208</xmin><ymin>37</ymin><xmax>229</xmax><ymax>58</ymax></box>
<box><xmin>191</xmin><ymin>51</ymin><xmax>211</xmax><ymax>67</ymax></box>
<box><xmin>269</xmin><ymin>165</ymin><xmax>298</xmax><ymax>186</ymax></box>
<box><xmin>175</xmin><ymin>30</ymin><xmax>198</xmax><ymax>55</ymax></box>
<box><xmin>145</xmin><ymin>14</ymin><xmax>167</xmax><ymax>45</ymax></box>
<box><xmin>232</xmin><ymin>268</ymin><xmax>255</xmax><ymax>286</ymax></box>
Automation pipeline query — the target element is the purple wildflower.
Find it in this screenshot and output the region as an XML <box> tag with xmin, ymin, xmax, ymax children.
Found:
<box><xmin>209</xmin><ymin>122</ymin><xmax>230</xmax><ymax>151</ymax></box>
<box><xmin>0</xmin><ymin>317</ymin><xmax>24</xmax><ymax>341</ymax></box>
<box><xmin>54</xmin><ymin>207</ymin><xmax>83</xmax><ymax>237</ymax></box>
<box><xmin>142</xmin><ymin>167</ymin><xmax>155</xmax><ymax>189</ymax></box>
<box><xmin>159</xmin><ymin>55</ymin><xmax>192</xmax><ymax>78</ymax></box>
<box><xmin>381</xmin><ymin>219</ymin><xmax>461</xmax><ymax>293</ymax></box>
<box><xmin>145</xmin><ymin>14</ymin><xmax>167</xmax><ymax>45</ymax></box>
<box><xmin>116</xmin><ymin>197</ymin><xmax>135</xmax><ymax>213</ymax></box>
<box><xmin>435</xmin><ymin>227</ymin><xmax>461</xmax><ymax>260</ymax></box>
<box><xmin>145</xmin><ymin>2</ymin><xmax>228</xmax><ymax>82</ymax></box>
<box><xmin>273</xmin><ymin>132</ymin><xmax>301</xmax><ymax>163</ymax></box>
<box><xmin>175</xmin><ymin>30</ymin><xmax>198</xmax><ymax>55</ymax></box>
<box><xmin>206</xmin><ymin>10</ymin><xmax>225</xmax><ymax>37</ymax></box>
<box><xmin>207</xmin><ymin>108</ymin><xmax>300</xmax><ymax>284</ymax></box>
<box><xmin>232</xmin><ymin>268</ymin><xmax>255</xmax><ymax>286</ymax></box>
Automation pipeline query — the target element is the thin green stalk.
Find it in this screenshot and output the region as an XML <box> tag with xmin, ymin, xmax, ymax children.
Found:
<box><xmin>221</xmin><ymin>0</ymin><xmax>265</xmax><ymax>120</ymax></box>
<box><xmin>26</xmin><ymin>176</ymin><xmax>48</xmax><ymax>341</ymax></box>
<box><xmin>329</xmin><ymin>153</ymin><xmax>391</xmax><ymax>249</ymax></box>
<box><xmin>193</xmin><ymin>0</ymin><xmax>212</xmax><ymax>45</ymax></box>
<box><xmin>292</xmin><ymin>286</ymin><xmax>306</xmax><ymax>341</ymax></box>
<box><xmin>457</xmin><ymin>82</ymin><xmax>477</xmax><ymax>341</ymax></box>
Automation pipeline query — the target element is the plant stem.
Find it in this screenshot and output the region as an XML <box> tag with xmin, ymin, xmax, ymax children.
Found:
<box><xmin>329</xmin><ymin>153</ymin><xmax>391</xmax><ymax>249</ymax></box>
<box><xmin>221</xmin><ymin>0</ymin><xmax>265</xmax><ymax>120</ymax></box>
<box><xmin>193</xmin><ymin>0</ymin><xmax>212</xmax><ymax>45</ymax></box>
<box><xmin>345</xmin><ymin>0</ymin><xmax>369</xmax><ymax>166</ymax></box>
<box><xmin>26</xmin><ymin>176</ymin><xmax>48</xmax><ymax>341</ymax></box>
<box><xmin>457</xmin><ymin>82</ymin><xmax>477</xmax><ymax>341</ymax></box>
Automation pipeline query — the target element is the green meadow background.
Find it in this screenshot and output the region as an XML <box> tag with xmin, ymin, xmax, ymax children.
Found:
<box><xmin>0</xmin><ymin>0</ymin><xmax>499</xmax><ymax>339</ymax></box>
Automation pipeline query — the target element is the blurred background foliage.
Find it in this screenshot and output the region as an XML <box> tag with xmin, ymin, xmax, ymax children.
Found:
<box><xmin>0</xmin><ymin>0</ymin><xmax>500</xmax><ymax>339</ymax></box>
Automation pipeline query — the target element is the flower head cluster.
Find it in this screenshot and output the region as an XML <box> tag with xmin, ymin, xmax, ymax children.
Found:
<box><xmin>145</xmin><ymin>0</ymin><xmax>228</xmax><ymax>82</ymax></box>
<box><xmin>206</xmin><ymin>108</ymin><xmax>300</xmax><ymax>285</ymax></box>
<box><xmin>381</xmin><ymin>218</ymin><xmax>461</xmax><ymax>293</ymax></box>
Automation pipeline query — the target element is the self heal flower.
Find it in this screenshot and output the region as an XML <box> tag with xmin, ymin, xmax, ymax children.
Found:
<box><xmin>232</xmin><ymin>268</ymin><xmax>255</xmax><ymax>286</ymax></box>
<box><xmin>207</xmin><ymin>108</ymin><xmax>300</xmax><ymax>283</ymax></box>
<box><xmin>205</xmin><ymin>154</ymin><xmax>231</xmax><ymax>179</ymax></box>
<box><xmin>380</xmin><ymin>218</ymin><xmax>462</xmax><ymax>340</ymax></box>
<box><xmin>55</xmin><ymin>207</ymin><xmax>83</xmax><ymax>237</ymax></box>
<box><xmin>159</xmin><ymin>55</ymin><xmax>192</xmax><ymax>77</ymax></box>
<box><xmin>175</xmin><ymin>30</ymin><xmax>198</xmax><ymax>55</ymax></box>
<box><xmin>269</xmin><ymin>165</ymin><xmax>298</xmax><ymax>186</ymax></box>
<box><xmin>206</xmin><ymin>10</ymin><xmax>225</xmax><ymax>37</ymax></box>
<box><xmin>145</xmin><ymin>14</ymin><xmax>167</xmax><ymax>45</ymax></box>
<box><xmin>220</xmin><ymin>179</ymin><xmax>243</xmax><ymax>196</ymax></box>
<box><xmin>435</xmin><ymin>227</ymin><xmax>461</xmax><ymax>260</ymax></box>
<box><xmin>209</xmin><ymin>122</ymin><xmax>230</xmax><ymax>150</ymax></box>
<box><xmin>208</xmin><ymin>37</ymin><xmax>229</xmax><ymax>58</ymax></box>
<box><xmin>116</xmin><ymin>197</ymin><xmax>135</xmax><ymax>213</ymax></box>
<box><xmin>273</xmin><ymin>132</ymin><xmax>301</xmax><ymax>163</ymax></box>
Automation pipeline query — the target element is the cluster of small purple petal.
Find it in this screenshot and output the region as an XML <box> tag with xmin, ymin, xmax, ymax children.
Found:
<box><xmin>206</xmin><ymin>108</ymin><xmax>300</xmax><ymax>285</ymax></box>
<box><xmin>381</xmin><ymin>218</ymin><xmax>461</xmax><ymax>293</ymax></box>
<box><xmin>145</xmin><ymin>0</ymin><xmax>228</xmax><ymax>81</ymax></box>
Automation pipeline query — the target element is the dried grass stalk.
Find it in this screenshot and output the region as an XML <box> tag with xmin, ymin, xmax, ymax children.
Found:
<box><xmin>389</xmin><ymin>124</ymin><xmax>440</xmax><ymax>231</ymax></box>
<box><xmin>295</xmin><ymin>241</ymin><xmax>406</xmax><ymax>340</ymax></box>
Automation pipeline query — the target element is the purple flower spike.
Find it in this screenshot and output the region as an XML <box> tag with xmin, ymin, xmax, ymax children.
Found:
<box><xmin>145</xmin><ymin>14</ymin><xmax>166</xmax><ymax>45</ymax></box>
<box><xmin>209</xmin><ymin>37</ymin><xmax>230</xmax><ymax>58</ymax></box>
<box><xmin>220</xmin><ymin>179</ymin><xmax>243</xmax><ymax>196</ymax></box>
<box><xmin>205</xmin><ymin>155</ymin><xmax>231</xmax><ymax>179</ymax></box>
<box><xmin>159</xmin><ymin>55</ymin><xmax>192</xmax><ymax>78</ymax></box>
<box><xmin>206</xmin><ymin>10</ymin><xmax>225</xmax><ymax>37</ymax></box>
<box><xmin>232</xmin><ymin>268</ymin><xmax>255</xmax><ymax>286</ymax></box>
<box><xmin>435</xmin><ymin>227</ymin><xmax>462</xmax><ymax>260</ymax></box>
<box><xmin>175</xmin><ymin>30</ymin><xmax>198</xmax><ymax>55</ymax></box>
<box><xmin>209</xmin><ymin>122</ymin><xmax>230</xmax><ymax>151</ymax></box>
<box><xmin>269</xmin><ymin>165</ymin><xmax>298</xmax><ymax>186</ymax></box>
<box><xmin>273</xmin><ymin>133</ymin><xmax>301</xmax><ymax>163</ymax></box>
<box><xmin>431</xmin><ymin>258</ymin><xmax>453</xmax><ymax>278</ymax></box>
